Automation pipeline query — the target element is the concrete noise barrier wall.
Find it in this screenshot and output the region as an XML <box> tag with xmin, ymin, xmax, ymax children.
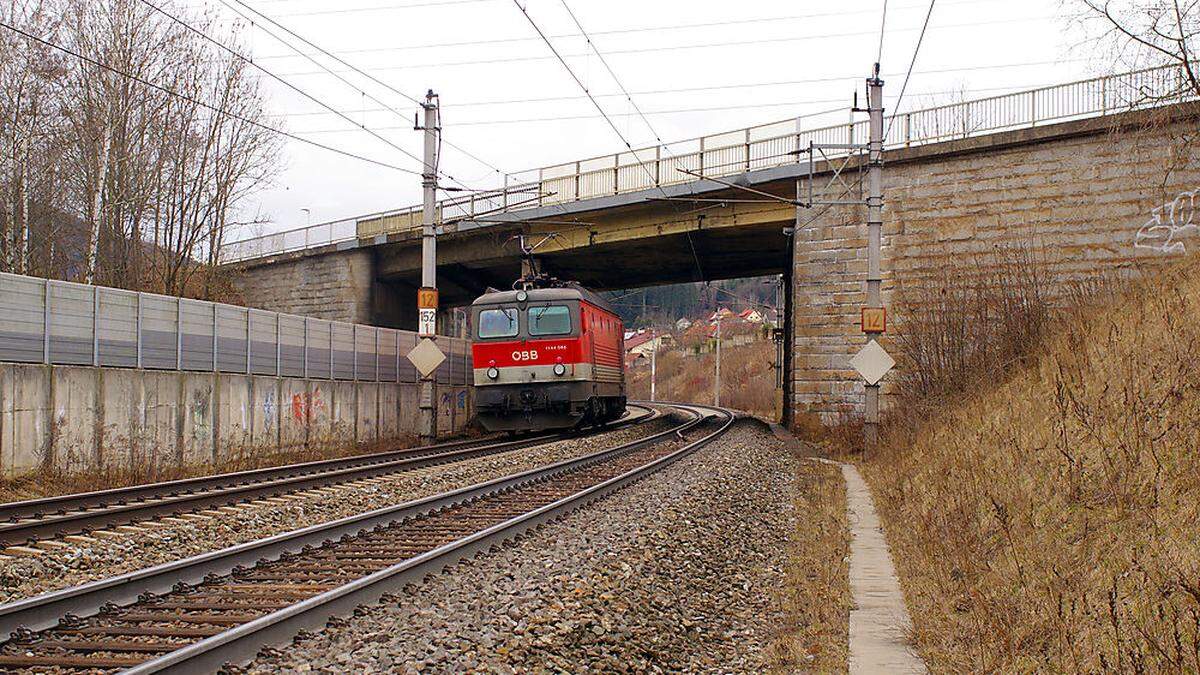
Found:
<box><xmin>0</xmin><ymin>272</ymin><xmax>473</xmax><ymax>476</ymax></box>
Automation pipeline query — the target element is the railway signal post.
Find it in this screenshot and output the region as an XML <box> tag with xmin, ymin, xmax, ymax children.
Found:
<box><xmin>416</xmin><ymin>90</ymin><xmax>441</xmax><ymax>443</ymax></box>
<box><xmin>862</xmin><ymin>66</ymin><xmax>888</xmax><ymax>443</ymax></box>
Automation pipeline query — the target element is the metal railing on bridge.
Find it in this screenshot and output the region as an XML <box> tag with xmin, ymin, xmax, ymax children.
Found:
<box><xmin>0</xmin><ymin>272</ymin><xmax>472</xmax><ymax>386</ymax></box>
<box><xmin>220</xmin><ymin>64</ymin><xmax>1194</xmax><ymax>263</ymax></box>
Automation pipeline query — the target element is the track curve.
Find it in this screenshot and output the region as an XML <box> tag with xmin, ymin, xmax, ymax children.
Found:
<box><xmin>0</xmin><ymin>403</ymin><xmax>734</xmax><ymax>673</ymax></box>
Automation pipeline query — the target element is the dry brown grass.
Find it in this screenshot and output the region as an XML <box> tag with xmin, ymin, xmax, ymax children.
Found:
<box><xmin>851</xmin><ymin>255</ymin><xmax>1200</xmax><ymax>671</ymax></box>
<box><xmin>766</xmin><ymin>457</ymin><xmax>851</xmax><ymax>673</ymax></box>
<box><xmin>0</xmin><ymin>435</ymin><xmax>420</xmax><ymax>504</ymax></box>
<box><xmin>627</xmin><ymin>341</ymin><xmax>778</xmax><ymax>419</ymax></box>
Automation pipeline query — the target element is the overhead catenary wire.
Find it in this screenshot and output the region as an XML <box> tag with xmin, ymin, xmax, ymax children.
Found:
<box><xmin>293</xmin><ymin>79</ymin><xmax>1070</xmax><ymax>133</ymax></box>
<box><xmin>888</xmin><ymin>0</ymin><xmax>939</xmax><ymax>136</ymax></box>
<box><xmin>556</xmin><ymin>0</ymin><xmax>667</xmax><ymax>149</ymax></box>
<box><xmin>877</xmin><ymin>0</ymin><xmax>890</xmax><ymax>64</ymax></box>
<box><xmin>135</xmin><ymin>0</ymin><xmax>447</xmax><ymax>181</ymax></box>
<box><xmin>222</xmin><ymin>0</ymin><xmax>506</xmax><ymax>179</ymax></box>
<box><xmin>509</xmin><ymin>0</ymin><xmax>662</xmax><ymax>193</ymax></box>
<box><xmin>273</xmin><ymin>14</ymin><xmax>1058</xmax><ymax>77</ymax></box>
<box><xmin>182</xmin><ymin>0</ymin><xmax>496</xmax><ymax>14</ymax></box>
<box><xmin>510</xmin><ymin>0</ymin><xmax>716</xmax><ymax>281</ymax></box>
<box><xmin>253</xmin><ymin>0</ymin><xmax>972</xmax><ymax>58</ymax></box>
<box><xmin>272</xmin><ymin>59</ymin><xmax>1092</xmax><ymax>118</ymax></box>
<box><xmin>0</xmin><ymin>19</ymin><xmax>419</xmax><ymax>174</ymax></box>
<box><xmin>277</xmin><ymin>0</ymin><xmax>496</xmax><ymax>16</ymax></box>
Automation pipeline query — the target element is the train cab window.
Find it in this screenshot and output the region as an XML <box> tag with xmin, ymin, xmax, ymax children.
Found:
<box><xmin>529</xmin><ymin>305</ymin><xmax>572</xmax><ymax>336</ymax></box>
<box><xmin>478</xmin><ymin>308</ymin><xmax>519</xmax><ymax>339</ymax></box>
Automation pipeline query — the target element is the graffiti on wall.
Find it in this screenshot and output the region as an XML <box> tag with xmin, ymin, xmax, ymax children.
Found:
<box><xmin>290</xmin><ymin>389</ymin><xmax>326</xmax><ymax>423</ymax></box>
<box><xmin>191</xmin><ymin>388</ymin><xmax>211</xmax><ymax>442</ymax></box>
<box><xmin>1135</xmin><ymin>187</ymin><xmax>1200</xmax><ymax>254</ymax></box>
<box><xmin>262</xmin><ymin>389</ymin><xmax>277</xmax><ymax>429</ymax></box>
<box><xmin>439</xmin><ymin>390</ymin><xmax>467</xmax><ymax>412</ymax></box>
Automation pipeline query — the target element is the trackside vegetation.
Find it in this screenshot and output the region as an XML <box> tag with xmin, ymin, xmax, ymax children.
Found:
<box><xmin>843</xmin><ymin>252</ymin><xmax>1200</xmax><ymax>671</ymax></box>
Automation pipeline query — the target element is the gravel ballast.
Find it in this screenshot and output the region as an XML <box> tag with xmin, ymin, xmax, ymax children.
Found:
<box><xmin>0</xmin><ymin>418</ymin><xmax>674</xmax><ymax>604</ymax></box>
<box><xmin>235</xmin><ymin>420</ymin><xmax>797</xmax><ymax>674</ymax></box>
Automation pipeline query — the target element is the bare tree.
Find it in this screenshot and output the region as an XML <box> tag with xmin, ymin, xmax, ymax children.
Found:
<box><xmin>0</xmin><ymin>0</ymin><xmax>65</xmax><ymax>275</ymax></box>
<box><xmin>0</xmin><ymin>0</ymin><xmax>280</xmax><ymax>299</ymax></box>
<box><xmin>1072</xmin><ymin>1</ymin><xmax>1200</xmax><ymax>194</ymax></box>
<box><xmin>1075</xmin><ymin>0</ymin><xmax>1200</xmax><ymax>100</ymax></box>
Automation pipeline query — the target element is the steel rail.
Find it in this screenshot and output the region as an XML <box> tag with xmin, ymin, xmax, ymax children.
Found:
<box><xmin>0</xmin><ymin>403</ymin><xmax>729</xmax><ymax>673</ymax></box>
<box><xmin>0</xmin><ymin>405</ymin><xmax>657</xmax><ymax>547</ymax></box>
<box><xmin>136</xmin><ymin>404</ymin><xmax>734</xmax><ymax>675</ymax></box>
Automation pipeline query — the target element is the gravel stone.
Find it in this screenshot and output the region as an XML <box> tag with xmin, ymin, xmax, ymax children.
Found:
<box><xmin>0</xmin><ymin>418</ymin><xmax>675</xmax><ymax>604</ymax></box>
<box><xmin>233</xmin><ymin>421</ymin><xmax>796</xmax><ymax>673</ymax></box>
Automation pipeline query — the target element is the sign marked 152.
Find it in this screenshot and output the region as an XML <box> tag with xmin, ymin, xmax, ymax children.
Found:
<box><xmin>418</xmin><ymin>308</ymin><xmax>436</xmax><ymax>337</ymax></box>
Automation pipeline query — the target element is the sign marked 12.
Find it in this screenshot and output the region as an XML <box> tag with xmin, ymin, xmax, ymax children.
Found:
<box><xmin>418</xmin><ymin>286</ymin><xmax>438</xmax><ymax>337</ymax></box>
<box><xmin>861</xmin><ymin>307</ymin><xmax>886</xmax><ymax>334</ymax></box>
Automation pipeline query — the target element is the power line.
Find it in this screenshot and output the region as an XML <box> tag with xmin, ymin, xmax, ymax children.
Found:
<box><xmin>290</xmin><ymin>80</ymin><xmax>1073</xmax><ymax>133</ymax></box>
<box><xmin>0</xmin><ymin>18</ymin><xmax>419</xmax><ymax>174</ymax></box>
<box><xmin>889</xmin><ymin>0</ymin><xmax>939</xmax><ymax>136</ymax></box>
<box><xmin>269</xmin><ymin>0</ymin><xmax>1029</xmax><ymax>22</ymax></box>
<box><xmin>877</xmin><ymin>0</ymin><xmax>890</xmax><ymax>64</ymax></box>
<box><xmin>510</xmin><ymin>0</ymin><xmax>661</xmax><ymax>191</ymax></box>
<box><xmin>273</xmin><ymin>14</ymin><xmax>1058</xmax><ymax>77</ymax></box>
<box><xmin>541</xmin><ymin>0</ymin><xmax>714</xmax><ymax>279</ymax></box>
<box><xmin>135</xmin><ymin>0</ymin><xmax>442</xmax><ymax>179</ymax></box>
<box><xmin>278</xmin><ymin>0</ymin><xmax>496</xmax><ymax>17</ymax></box>
<box><xmin>270</xmin><ymin>57</ymin><xmax>1092</xmax><ymax>117</ymax></box>
<box><xmin>221</xmin><ymin>0</ymin><xmax>505</xmax><ymax>179</ymax></box>
<box><xmin>253</xmin><ymin>1</ymin><xmax>962</xmax><ymax>58</ymax></box>
<box><xmin>184</xmin><ymin>0</ymin><xmax>496</xmax><ymax>13</ymax></box>
<box><xmin>557</xmin><ymin>0</ymin><xmax>667</xmax><ymax>148</ymax></box>
<box><xmin>298</xmin><ymin>103</ymin><xmax>847</xmax><ymax>133</ymax></box>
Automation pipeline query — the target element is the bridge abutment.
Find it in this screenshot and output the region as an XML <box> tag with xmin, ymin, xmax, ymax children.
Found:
<box><xmin>789</xmin><ymin>107</ymin><xmax>1200</xmax><ymax>426</ymax></box>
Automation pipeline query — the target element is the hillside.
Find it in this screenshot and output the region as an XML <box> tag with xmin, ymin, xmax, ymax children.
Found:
<box><xmin>850</xmin><ymin>258</ymin><xmax>1200</xmax><ymax>671</ymax></box>
<box><xmin>603</xmin><ymin>276</ymin><xmax>780</xmax><ymax>327</ymax></box>
<box><xmin>626</xmin><ymin>340</ymin><xmax>779</xmax><ymax>419</ymax></box>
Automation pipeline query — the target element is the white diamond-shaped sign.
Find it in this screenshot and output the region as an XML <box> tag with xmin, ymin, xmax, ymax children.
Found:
<box><xmin>407</xmin><ymin>338</ymin><xmax>446</xmax><ymax>378</ymax></box>
<box><xmin>849</xmin><ymin>340</ymin><xmax>895</xmax><ymax>385</ymax></box>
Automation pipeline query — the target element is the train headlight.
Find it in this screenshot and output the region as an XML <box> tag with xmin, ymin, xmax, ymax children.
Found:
<box><xmin>553</xmin><ymin>363</ymin><xmax>567</xmax><ymax>376</ymax></box>
<box><xmin>486</xmin><ymin>366</ymin><xmax>500</xmax><ymax>380</ymax></box>
<box><xmin>516</xmin><ymin>290</ymin><xmax>528</xmax><ymax>303</ymax></box>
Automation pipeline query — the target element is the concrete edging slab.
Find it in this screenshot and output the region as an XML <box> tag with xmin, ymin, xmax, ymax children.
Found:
<box><xmin>770</xmin><ymin>423</ymin><xmax>926</xmax><ymax>673</ymax></box>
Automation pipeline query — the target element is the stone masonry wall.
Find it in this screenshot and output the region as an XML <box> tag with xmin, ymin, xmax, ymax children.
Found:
<box><xmin>791</xmin><ymin>111</ymin><xmax>1200</xmax><ymax>424</ymax></box>
<box><xmin>235</xmin><ymin>248</ymin><xmax>375</xmax><ymax>323</ymax></box>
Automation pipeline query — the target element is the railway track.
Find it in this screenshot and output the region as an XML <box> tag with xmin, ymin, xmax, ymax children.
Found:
<box><xmin>0</xmin><ymin>403</ymin><xmax>734</xmax><ymax>673</ymax></box>
<box><xmin>0</xmin><ymin>405</ymin><xmax>658</xmax><ymax>549</ymax></box>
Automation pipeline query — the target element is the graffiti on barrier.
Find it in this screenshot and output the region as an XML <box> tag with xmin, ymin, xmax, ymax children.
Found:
<box><xmin>262</xmin><ymin>389</ymin><xmax>277</xmax><ymax>429</ymax></box>
<box><xmin>290</xmin><ymin>389</ymin><xmax>326</xmax><ymax>423</ymax></box>
<box><xmin>191</xmin><ymin>388</ymin><xmax>211</xmax><ymax>442</ymax></box>
<box><xmin>1135</xmin><ymin>187</ymin><xmax>1200</xmax><ymax>254</ymax></box>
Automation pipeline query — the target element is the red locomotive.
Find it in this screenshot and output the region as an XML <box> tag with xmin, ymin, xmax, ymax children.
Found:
<box><xmin>471</xmin><ymin>283</ymin><xmax>626</xmax><ymax>432</ymax></box>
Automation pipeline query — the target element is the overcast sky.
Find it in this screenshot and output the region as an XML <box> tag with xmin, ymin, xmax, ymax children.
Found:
<box><xmin>187</xmin><ymin>0</ymin><xmax>1104</xmax><ymax>241</ymax></box>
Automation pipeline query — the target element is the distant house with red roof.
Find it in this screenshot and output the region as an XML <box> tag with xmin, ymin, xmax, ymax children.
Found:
<box><xmin>624</xmin><ymin>329</ymin><xmax>673</xmax><ymax>366</ymax></box>
<box><xmin>738</xmin><ymin>308</ymin><xmax>764</xmax><ymax>324</ymax></box>
<box><xmin>708</xmin><ymin>307</ymin><xmax>735</xmax><ymax>324</ymax></box>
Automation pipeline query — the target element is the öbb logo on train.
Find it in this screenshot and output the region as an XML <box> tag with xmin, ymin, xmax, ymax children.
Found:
<box><xmin>512</xmin><ymin>350</ymin><xmax>540</xmax><ymax>361</ymax></box>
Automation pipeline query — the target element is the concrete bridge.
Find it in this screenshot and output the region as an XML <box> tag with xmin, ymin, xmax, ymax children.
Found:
<box><xmin>228</xmin><ymin>66</ymin><xmax>1200</xmax><ymax>426</ymax></box>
